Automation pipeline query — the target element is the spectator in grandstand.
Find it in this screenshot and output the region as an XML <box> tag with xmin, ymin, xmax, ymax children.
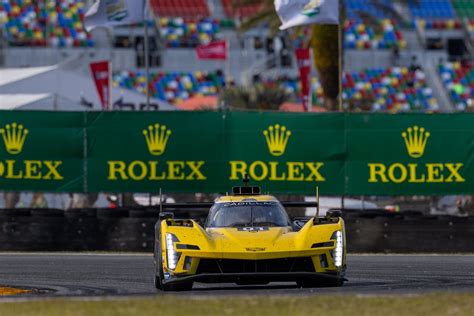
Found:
<box><xmin>107</xmin><ymin>195</ymin><xmax>119</xmax><ymax>208</ymax></box>
<box><xmin>3</xmin><ymin>192</ymin><xmax>19</xmax><ymax>209</ymax></box>
<box><xmin>409</xmin><ymin>56</ymin><xmax>422</xmax><ymax>72</ymax></box>
<box><xmin>68</xmin><ymin>193</ymin><xmax>98</xmax><ymax>209</ymax></box>
<box><xmin>30</xmin><ymin>193</ymin><xmax>48</xmax><ymax>209</ymax></box>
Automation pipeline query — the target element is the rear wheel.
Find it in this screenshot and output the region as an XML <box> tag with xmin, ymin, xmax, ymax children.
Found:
<box><xmin>154</xmin><ymin>236</ymin><xmax>193</xmax><ymax>291</ymax></box>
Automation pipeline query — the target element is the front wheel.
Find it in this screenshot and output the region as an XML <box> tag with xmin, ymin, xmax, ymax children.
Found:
<box><xmin>154</xmin><ymin>237</ymin><xmax>193</xmax><ymax>291</ymax></box>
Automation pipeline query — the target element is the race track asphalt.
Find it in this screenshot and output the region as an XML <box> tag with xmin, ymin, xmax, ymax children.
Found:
<box><xmin>0</xmin><ymin>254</ymin><xmax>473</xmax><ymax>297</ymax></box>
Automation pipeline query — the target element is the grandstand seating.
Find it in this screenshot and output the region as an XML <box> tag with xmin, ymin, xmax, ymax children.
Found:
<box><xmin>150</xmin><ymin>0</ymin><xmax>210</xmax><ymax>17</ymax></box>
<box><xmin>345</xmin><ymin>19</ymin><xmax>407</xmax><ymax>49</ymax></box>
<box><xmin>0</xmin><ymin>0</ymin><xmax>93</xmax><ymax>47</ymax></box>
<box><xmin>414</xmin><ymin>19</ymin><xmax>462</xmax><ymax>29</ymax></box>
<box><xmin>342</xmin><ymin>67</ymin><xmax>439</xmax><ymax>112</ymax></box>
<box><xmin>345</xmin><ymin>0</ymin><xmax>393</xmax><ymax>20</ymax></box>
<box><xmin>222</xmin><ymin>0</ymin><xmax>261</xmax><ymax>18</ymax></box>
<box><xmin>468</xmin><ymin>20</ymin><xmax>474</xmax><ymax>39</ymax></box>
<box><xmin>438</xmin><ymin>61</ymin><xmax>474</xmax><ymax>111</ymax></box>
<box><xmin>158</xmin><ymin>17</ymin><xmax>220</xmax><ymax>48</ymax></box>
<box><xmin>113</xmin><ymin>70</ymin><xmax>225</xmax><ymax>103</ymax></box>
<box><xmin>263</xmin><ymin>66</ymin><xmax>438</xmax><ymax>112</ymax></box>
<box><xmin>452</xmin><ymin>0</ymin><xmax>474</xmax><ymax>18</ymax></box>
<box><xmin>409</xmin><ymin>0</ymin><xmax>456</xmax><ymax>19</ymax></box>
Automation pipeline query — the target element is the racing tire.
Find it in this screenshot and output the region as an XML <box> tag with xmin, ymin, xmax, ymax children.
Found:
<box><xmin>154</xmin><ymin>274</ymin><xmax>163</xmax><ymax>291</ymax></box>
<box><xmin>154</xmin><ymin>236</ymin><xmax>165</xmax><ymax>290</ymax></box>
<box><xmin>154</xmin><ymin>236</ymin><xmax>193</xmax><ymax>292</ymax></box>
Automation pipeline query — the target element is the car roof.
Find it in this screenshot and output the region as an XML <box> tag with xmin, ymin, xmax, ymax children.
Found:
<box><xmin>215</xmin><ymin>195</ymin><xmax>279</xmax><ymax>203</ymax></box>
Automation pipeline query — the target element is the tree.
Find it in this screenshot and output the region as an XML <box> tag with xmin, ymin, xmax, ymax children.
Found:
<box><xmin>233</xmin><ymin>0</ymin><xmax>416</xmax><ymax>111</ymax></box>
<box><xmin>220</xmin><ymin>85</ymin><xmax>290</xmax><ymax>110</ymax></box>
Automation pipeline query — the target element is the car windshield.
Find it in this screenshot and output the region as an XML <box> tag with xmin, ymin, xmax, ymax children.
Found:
<box><xmin>206</xmin><ymin>201</ymin><xmax>290</xmax><ymax>228</ymax></box>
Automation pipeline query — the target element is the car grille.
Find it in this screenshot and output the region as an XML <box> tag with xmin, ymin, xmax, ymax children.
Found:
<box><xmin>196</xmin><ymin>257</ymin><xmax>315</xmax><ymax>274</ymax></box>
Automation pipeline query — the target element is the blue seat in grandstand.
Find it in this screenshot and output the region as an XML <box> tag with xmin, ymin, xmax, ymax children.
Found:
<box><xmin>409</xmin><ymin>0</ymin><xmax>456</xmax><ymax>19</ymax></box>
<box><xmin>345</xmin><ymin>0</ymin><xmax>394</xmax><ymax>20</ymax></box>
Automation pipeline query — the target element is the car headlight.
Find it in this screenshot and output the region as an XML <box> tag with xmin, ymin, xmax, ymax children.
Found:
<box><xmin>165</xmin><ymin>233</ymin><xmax>180</xmax><ymax>270</ymax></box>
<box><xmin>332</xmin><ymin>231</ymin><xmax>344</xmax><ymax>268</ymax></box>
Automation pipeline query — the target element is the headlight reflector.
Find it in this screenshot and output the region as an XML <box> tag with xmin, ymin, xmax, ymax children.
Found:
<box><xmin>332</xmin><ymin>231</ymin><xmax>344</xmax><ymax>268</ymax></box>
<box><xmin>165</xmin><ymin>233</ymin><xmax>180</xmax><ymax>270</ymax></box>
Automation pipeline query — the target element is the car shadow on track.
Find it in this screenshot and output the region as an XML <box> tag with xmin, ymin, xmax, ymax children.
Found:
<box><xmin>189</xmin><ymin>283</ymin><xmax>300</xmax><ymax>292</ymax></box>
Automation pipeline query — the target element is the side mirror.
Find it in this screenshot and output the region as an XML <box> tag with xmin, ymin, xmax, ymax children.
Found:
<box><xmin>159</xmin><ymin>211</ymin><xmax>174</xmax><ymax>220</ymax></box>
<box><xmin>326</xmin><ymin>210</ymin><xmax>342</xmax><ymax>218</ymax></box>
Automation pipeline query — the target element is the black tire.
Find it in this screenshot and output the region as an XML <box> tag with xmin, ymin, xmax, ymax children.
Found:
<box><xmin>154</xmin><ymin>236</ymin><xmax>164</xmax><ymax>290</ymax></box>
<box><xmin>154</xmin><ymin>236</ymin><xmax>193</xmax><ymax>291</ymax></box>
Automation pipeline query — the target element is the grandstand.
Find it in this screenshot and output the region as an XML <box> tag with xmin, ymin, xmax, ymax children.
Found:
<box><xmin>0</xmin><ymin>0</ymin><xmax>93</xmax><ymax>47</ymax></box>
<box><xmin>438</xmin><ymin>61</ymin><xmax>473</xmax><ymax>110</ymax></box>
<box><xmin>157</xmin><ymin>17</ymin><xmax>223</xmax><ymax>48</ymax></box>
<box><xmin>0</xmin><ymin>0</ymin><xmax>472</xmax><ymax>112</ymax></box>
<box><xmin>344</xmin><ymin>19</ymin><xmax>407</xmax><ymax>49</ymax></box>
<box><xmin>113</xmin><ymin>70</ymin><xmax>224</xmax><ymax>103</ymax></box>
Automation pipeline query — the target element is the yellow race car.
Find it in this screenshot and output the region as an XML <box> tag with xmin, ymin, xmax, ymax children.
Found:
<box><xmin>154</xmin><ymin>183</ymin><xmax>346</xmax><ymax>291</ymax></box>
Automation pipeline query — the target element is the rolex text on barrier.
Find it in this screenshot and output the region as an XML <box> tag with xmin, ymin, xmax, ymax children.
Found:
<box><xmin>0</xmin><ymin>112</ymin><xmax>84</xmax><ymax>192</ymax></box>
<box><xmin>0</xmin><ymin>111</ymin><xmax>472</xmax><ymax>195</ymax></box>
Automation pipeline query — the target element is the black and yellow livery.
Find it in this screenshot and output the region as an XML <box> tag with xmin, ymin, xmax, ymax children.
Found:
<box><xmin>154</xmin><ymin>185</ymin><xmax>346</xmax><ymax>291</ymax></box>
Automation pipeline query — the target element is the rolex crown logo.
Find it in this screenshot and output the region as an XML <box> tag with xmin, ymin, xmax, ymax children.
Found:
<box><xmin>402</xmin><ymin>125</ymin><xmax>430</xmax><ymax>158</ymax></box>
<box><xmin>263</xmin><ymin>124</ymin><xmax>291</xmax><ymax>157</ymax></box>
<box><xmin>0</xmin><ymin>122</ymin><xmax>29</xmax><ymax>155</ymax></box>
<box><xmin>143</xmin><ymin>124</ymin><xmax>172</xmax><ymax>156</ymax></box>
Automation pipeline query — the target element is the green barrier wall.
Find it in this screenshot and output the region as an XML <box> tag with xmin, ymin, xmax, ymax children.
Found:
<box><xmin>0</xmin><ymin>111</ymin><xmax>472</xmax><ymax>195</ymax></box>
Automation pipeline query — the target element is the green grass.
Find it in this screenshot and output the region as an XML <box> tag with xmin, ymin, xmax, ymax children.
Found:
<box><xmin>0</xmin><ymin>293</ymin><xmax>473</xmax><ymax>316</ymax></box>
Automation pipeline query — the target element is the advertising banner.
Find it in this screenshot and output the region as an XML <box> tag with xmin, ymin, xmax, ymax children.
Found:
<box><xmin>90</xmin><ymin>60</ymin><xmax>111</xmax><ymax>110</ymax></box>
<box><xmin>345</xmin><ymin>114</ymin><xmax>474</xmax><ymax>195</ymax></box>
<box><xmin>0</xmin><ymin>111</ymin><xmax>472</xmax><ymax>195</ymax></box>
<box><xmin>295</xmin><ymin>48</ymin><xmax>312</xmax><ymax>112</ymax></box>
<box><xmin>84</xmin><ymin>0</ymin><xmax>146</xmax><ymax>31</ymax></box>
<box><xmin>0</xmin><ymin>112</ymin><xmax>85</xmax><ymax>192</ymax></box>
<box><xmin>196</xmin><ymin>41</ymin><xmax>228</xmax><ymax>60</ymax></box>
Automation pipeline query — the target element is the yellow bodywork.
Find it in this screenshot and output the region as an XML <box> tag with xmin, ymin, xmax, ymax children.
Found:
<box><xmin>159</xmin><ymin>195</ymin><xmax>346</xmax><ymax>277</ymax></box>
